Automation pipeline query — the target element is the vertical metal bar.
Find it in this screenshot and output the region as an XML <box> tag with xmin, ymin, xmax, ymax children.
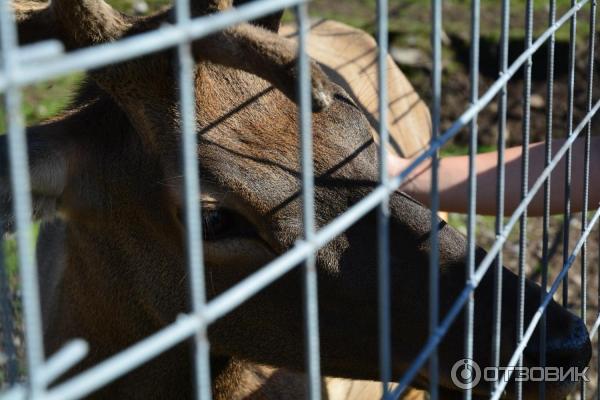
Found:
<box><xmin>429</xmin><ymin>1</ymin><xmax>442</xmax><ymax>399</ymax></box>
<box><xmin>491</xmin><ymin>1</ymin><xmax>510</xmax><ymax>392</ymax></box>
<box><xmin>0</xmin><ymin>237</ymin><xmax>17</xmax><ymax>385</ymax></box>
<box><xmin>581</xmin><ymin>0</ymin><xmax>596</xmax><ymax>397</ymax></box>
<box><xmin>296</xmin><ymin>4</ymin><xmax>322</xmax><ymax>399</ymax></box>
<box><xmin>516</xmin><ymin>1</ymin><xmax>534</xmax><ymax>398</ymax></box>
<box><xmin>540</xmin><ymin>0</ymin><xmax>557</xmax><ymax>398</ymax></box>
<box><xmin>464</xmin><ymin>0</ymin><xmax>479</xmax><ymax>398</ymax></box>
<box><xmin>0</xmin><ymin>2</ymin><xmax>46</xmax><ymax>397</ymax></box>
<box><xmin>174</xmin><ymin>1</ymin><xmax>212</xmax><ymax>399</ymax></box>
<box><xmin>563</xmin><ymin>0</ymin><xmax>578</xmax><ymax>308</ymax></box>
<box><xmin>376</xmin><ymin>0</ymin><xmax>392</xmax><ymax>397</ymax></box>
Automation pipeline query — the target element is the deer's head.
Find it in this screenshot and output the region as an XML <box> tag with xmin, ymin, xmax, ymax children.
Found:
<box><xmin>4</xmin><ymin>1</ymin><xmax>592</xmax><ymax>398</ymax></box>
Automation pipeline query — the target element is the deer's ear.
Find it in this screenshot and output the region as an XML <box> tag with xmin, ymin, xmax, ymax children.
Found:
<box><xmin>195</xmin><ymin>24</ymin><xmax>334</xmax><ymax>110</ymax></box>
<box><xmin>0</xmin><ymin>123</ymin><xmax>73</xmax><ymax>233</ymax></box>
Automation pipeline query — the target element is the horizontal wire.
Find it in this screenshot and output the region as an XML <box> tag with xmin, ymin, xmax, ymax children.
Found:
<box><xmin>0</xmin><ymin>0</ymin><xmax>307</xmax><ymax>91</ymax></box>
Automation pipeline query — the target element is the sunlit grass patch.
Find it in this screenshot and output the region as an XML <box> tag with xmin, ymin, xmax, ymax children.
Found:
<box><xmin>0</xmin><ymin>73</ymin><xmax>83</xmax><ymax>133</ymax></box>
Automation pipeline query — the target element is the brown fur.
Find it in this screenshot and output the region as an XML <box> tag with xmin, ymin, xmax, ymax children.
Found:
<box><xmin>2</xmin><ymin>1</ymin><xmax>592</xmax><ymax>399</ymax></box>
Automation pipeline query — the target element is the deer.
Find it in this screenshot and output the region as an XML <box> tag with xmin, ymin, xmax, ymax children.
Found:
<box><xmin>2</xmin><ymin>0</ymin><xmax>592</xmax><ymax>399</ymax></box>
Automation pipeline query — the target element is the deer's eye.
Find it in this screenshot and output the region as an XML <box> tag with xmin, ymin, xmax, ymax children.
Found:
<box><xmin>201</xmin><ymin>208</ymin><xmax>257</xmax><ymax>241</ymax></box>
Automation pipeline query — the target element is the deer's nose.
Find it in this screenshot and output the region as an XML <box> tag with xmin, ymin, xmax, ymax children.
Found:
<box><xmin>545</xmin><ymin>317</ymin><xmax>591</xmax><ymax>369</ymax></box>
<box><xmin>525</xmin><ymin>316</ymin><xmax>591</xmax><ymax>370</ymax></box>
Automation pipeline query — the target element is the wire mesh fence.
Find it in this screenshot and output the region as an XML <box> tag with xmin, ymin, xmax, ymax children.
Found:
<box><xmin>0</xmin><ymin>0</ymin><xmax>598</xmax><ymax>399</ymax></box>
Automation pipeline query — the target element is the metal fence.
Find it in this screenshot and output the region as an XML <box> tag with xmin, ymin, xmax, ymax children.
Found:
<box><xmin>0</xmin><ymin>0</ymin><xmax>598</xmax><ymax>399</ymax></box>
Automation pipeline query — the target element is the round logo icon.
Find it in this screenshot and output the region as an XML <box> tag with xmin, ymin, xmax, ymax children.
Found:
<box><xmin>451</xmin><ymin>358</ymin><xmax>481</xmax><ymax>390</ymax></box>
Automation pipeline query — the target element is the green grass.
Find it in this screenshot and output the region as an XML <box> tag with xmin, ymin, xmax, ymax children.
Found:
<box><xmin>3</xmin><ymin>224</ymin><xmax>39</xmax><ymax>282</ymax></box>
<box><xmin>441</xmin><ymin>143</ymin><xmax>498</xmax><ymax>157</ymax></box>
<box><xmin>0</xmin><ymin>74</ymin><xmax>83</xmax><ymax>132</ymax></box>
<box><xmin>109</xmin><ymin>0</ymin><xmax>169</xmax><ymax>11</ymax></box>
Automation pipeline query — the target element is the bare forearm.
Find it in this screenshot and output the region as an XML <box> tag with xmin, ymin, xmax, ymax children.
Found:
<box><xmin>392</xmin><ymin>137</ymin><xmax>600</xmax><ymax>216</ymax></box>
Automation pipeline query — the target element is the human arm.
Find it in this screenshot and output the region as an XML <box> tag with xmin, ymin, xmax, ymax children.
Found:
<box><xmin>387</xmin><ymin>136</ymin><xmax>600</xmax><ymax>216</ymax></box>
